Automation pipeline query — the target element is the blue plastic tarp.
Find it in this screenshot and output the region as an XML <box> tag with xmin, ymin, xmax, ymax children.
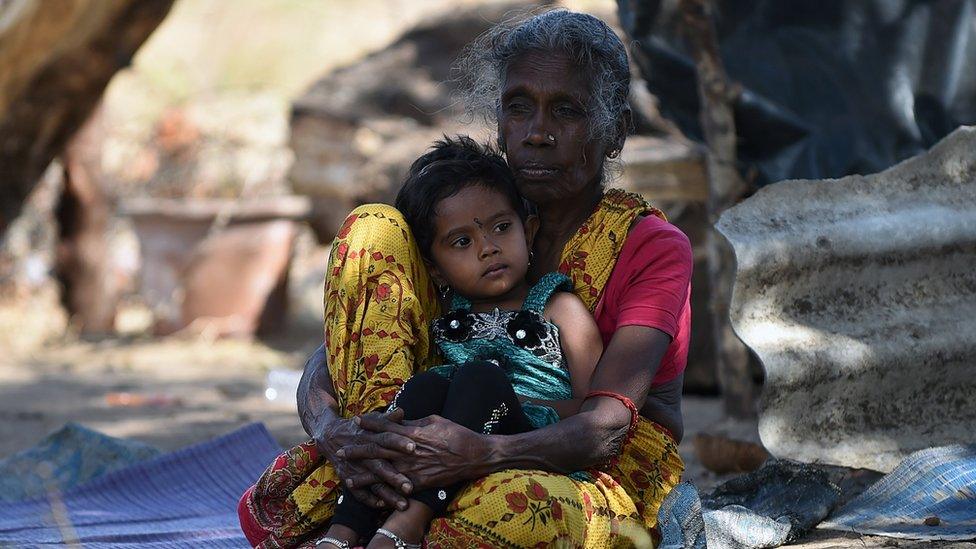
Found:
<box><xmin>822</xmin><ymin>444</ymin><xmax>976</xmax><ymax>541</ymax></box>
<box><xmin>0</xmin><ymin>423</ymin><xmax>282</xmax><ymax>548</ymax></box>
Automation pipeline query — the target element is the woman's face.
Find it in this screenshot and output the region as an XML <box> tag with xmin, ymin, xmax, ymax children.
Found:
<box><xmin>498</xmin><ymin>51</ymin><xmax>611</xmax><ymax>206</ymax></box>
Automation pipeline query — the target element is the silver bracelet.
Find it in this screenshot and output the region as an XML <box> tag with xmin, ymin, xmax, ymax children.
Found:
<box><xmin>375</xmin><ymin>528</ymin><xmax>422</xmax><ymax>549</ymax></box>
<box><xmin>314</xmin><ymin>536</ymin><xmax>351</xmax><ymax>549</ymax></box>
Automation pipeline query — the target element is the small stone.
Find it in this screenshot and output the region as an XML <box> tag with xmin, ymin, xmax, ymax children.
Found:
<box><xmin>337</xmin><ymin>494</ymin><xmax>344</xmax><ymax>504</ymax></box>
<box><xmin>449</xmin><ymin>319</ymin><xmax>460</xmax><ymax>329</ymax></box>
<box><xmin>924</xmin><ymin>516</ymin><xmax>940</xmax><ymax>526</ymax></box>
<box><xmin>438</xmin><ymin>489</ymin><xmax>448</xmax><ymax>500</ymax></box>
<box><xmin>515</xmin><ymin>329</ymin><xmax>526</xmax><ymax>339</ymax></box>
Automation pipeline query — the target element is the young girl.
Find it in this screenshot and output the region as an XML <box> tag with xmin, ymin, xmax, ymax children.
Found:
<box><xmin>316</xmin><ymin>136</ymin><xmax>603</xmax><ymax>549</ymax></box>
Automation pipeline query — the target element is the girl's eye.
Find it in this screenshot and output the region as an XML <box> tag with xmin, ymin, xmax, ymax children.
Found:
<box><xmin>452</xmin><ymin>237</ymin><xmax>471</xmax><ymax>248</ymax></box>
<box><xmin>494</xmin><ymin>222</ymin><xmax>512</xmax><ymax>233</ymax></box>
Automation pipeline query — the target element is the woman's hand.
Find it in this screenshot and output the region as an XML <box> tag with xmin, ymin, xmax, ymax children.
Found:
<box><xmin>297</xmin><ymin>347</ymin><xmax>419</xmax><ymax>509</ymax></box>
<box><xmin>340</xmin><ymin>413</ymin><xmax>493</xmax><ymax>491</ymax></box>
<box><xmin>315</xmin><ymin>408</ymin><xmax>416</xmax><ymax>510</ymax></box>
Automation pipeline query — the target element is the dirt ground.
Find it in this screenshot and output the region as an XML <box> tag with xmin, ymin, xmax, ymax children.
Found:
<box><xmin>0</xmin><ymin>325</ymin><xmax>726</xmax><ymax>480</ymax></box>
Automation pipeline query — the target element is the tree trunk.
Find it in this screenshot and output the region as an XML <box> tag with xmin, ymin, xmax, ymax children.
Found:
<box><xmin>679</xmin><ymin>0</ymin><xmax>756</xmax><ymax>418</ymax></box>
<box><xmin>0</xmin><ymin>0</ymin><xmax>174</xmax><ymax>233</ymax></box>
<box><xmin>56</xmin><ymin>106</ymin><xmax>118</xmax><ymax>334</ymax></box>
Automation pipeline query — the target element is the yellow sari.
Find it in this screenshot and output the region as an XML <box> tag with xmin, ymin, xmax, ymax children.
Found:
<box><xmin>239</xmin><ymin>189</ymin><xmax>683</xmax><ymax>548</ymax></box>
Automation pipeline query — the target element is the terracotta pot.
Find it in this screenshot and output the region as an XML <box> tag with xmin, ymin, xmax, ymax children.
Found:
<box><xmin>122</xmin><ymin>196</ymin><xmax>310</xmax><ymax>337</ymax></box>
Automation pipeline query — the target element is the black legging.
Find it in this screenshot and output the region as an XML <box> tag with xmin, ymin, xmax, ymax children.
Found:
<box><xmin>330</xmin><ymin>360</ymin><xmax>535</xmax><ymax>539</ymax></box>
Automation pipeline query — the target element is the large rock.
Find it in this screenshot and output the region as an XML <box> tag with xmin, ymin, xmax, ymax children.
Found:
<box><xmin>0</xmin><ymin>0</ymin><xmax>174</xmax><ymax>231</ymax></box>
<box><xmin>716</xmin><ymin>126</ymin><xmax>976</xmax><ymax>472</ymax></box>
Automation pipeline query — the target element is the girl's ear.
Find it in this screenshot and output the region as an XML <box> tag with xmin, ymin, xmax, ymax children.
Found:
<box><xmin>524</xmin><ymin>214</ymin><xmax>540</xmax><ymax>248</ymax></box>
<box><xmin>424</xmin><ymin>258</ymin><xmax>448</xmax><ymax>288</ymax></box>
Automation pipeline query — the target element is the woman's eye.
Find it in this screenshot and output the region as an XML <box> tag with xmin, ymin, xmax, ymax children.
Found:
<box><xmin>506</xmin><ymin>101</ymin><xmax>530</xmax><ymax>114</ymax></box>
<box><xmin>555</xmin><ymin>105</ymin><xmax>583</xmax><ymax>118</ymax></box>
<box><xmin>452</xmin><ymin>237</ymin><xmax>471</xmax><ymax>248</ymax></box>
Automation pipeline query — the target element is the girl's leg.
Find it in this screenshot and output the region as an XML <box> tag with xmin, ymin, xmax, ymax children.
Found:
<box><xmin>390</xmin><ymin>370</ymin><xmax>452</xmax><ymax>420</ymax></box>
<box><xmin>325</xmin><ymin>490</ymin><xmax>377</xmax><ymax>545</ymax></box>
<box><xmin>368</xmin><ymin>361</ymin><xmax>532</xmax><ymax>548</ymax></box>
<box><xmin>442</xmin><ymin>360</ymin><xmax>534</xmax><ymax>435</ymax></box>
<box><xmin>328</xmin><ymin>370</ymin><xmax>453</xmax><ymax>543</ymax></box>
<box><xmin>410</xmin><ymin>360</ymin><xmax>533</xmax><ymax>513</ymax></box>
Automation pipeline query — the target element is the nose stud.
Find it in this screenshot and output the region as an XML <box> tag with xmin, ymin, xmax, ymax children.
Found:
<box><xmin>546</xmin><ymin>133</ymin><xmax>556</xmax><ymax>142</ymax></box>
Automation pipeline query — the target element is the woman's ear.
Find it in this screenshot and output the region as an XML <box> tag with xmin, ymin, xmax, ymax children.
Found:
<box><xmin>523</xmin><ymin>214</ymin><xmax>540</xmax><ymax>248</ymax></box>
<box><xmin>609</xmin><ymin>107</ymin><xmax>632</xmax><ymax>156</ymax></box>
<box><xmin>496</xmin><ymin>111</ymin><xmax>508</xmax><ymax>153</ymax></box>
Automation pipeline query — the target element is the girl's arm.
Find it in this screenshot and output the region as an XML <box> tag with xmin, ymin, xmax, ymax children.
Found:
<box><xmin>545</xmin><ymin>292</ymin><xmax>603</xmax><ymax>398</ymax></box>
<box><xmin>518</xmin><ymin>292</ymin><xmax>603</xmax><ymax>418</ymax></box>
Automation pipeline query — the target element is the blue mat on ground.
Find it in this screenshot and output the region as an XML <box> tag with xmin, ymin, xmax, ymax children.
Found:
<box><xmin>0</xmin><ymin>422</ymin><xmax>161</xmax><ymax>503</ymax></box>
<box><xmin>0</xmin><ymin>423</ymin><xmax>282</xmax><ymax>548</ymax></box>
<box><xmin>821</xmin><ymin>444</ymin><xmax>976</xmax><ymax>541</ymax></box>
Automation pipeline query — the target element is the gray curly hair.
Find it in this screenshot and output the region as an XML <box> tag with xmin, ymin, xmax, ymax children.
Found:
<box><xmin>455</xmin><ymin>8</ymin><xmax>632</xmax><ymax>148</ymax></box>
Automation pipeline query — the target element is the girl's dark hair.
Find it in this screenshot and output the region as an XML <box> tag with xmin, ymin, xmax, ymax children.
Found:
<box><xmin>395</xmin><ymin>135</ymin><xmax>528</xmax><ymax>261</ymax></box>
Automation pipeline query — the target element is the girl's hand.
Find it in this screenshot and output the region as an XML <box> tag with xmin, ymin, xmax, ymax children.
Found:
<box><xmin>316</xmin><ymin>408</ymin><xmax>416</xmax><ymax>510</ymax></box>
<box><xmin>341</xmin><ymin>414</ymin><xmax>493</xmax><ymax>491</ymax></box>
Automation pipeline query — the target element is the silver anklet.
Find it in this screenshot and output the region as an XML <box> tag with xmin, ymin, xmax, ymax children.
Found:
<box><xmin>315</xmin><ymin>536</ymin><xmax>351</xmax><ymax>549</ymax></box>
<box><xmin>375</xmin><ymin>528</ymin><xmax>422</xmax><ymax>549</ymax></box>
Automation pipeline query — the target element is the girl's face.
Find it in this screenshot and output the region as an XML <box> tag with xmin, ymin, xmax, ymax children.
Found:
<box><xmin>427</xmin><ymin>185</ymin><xmax>538</xmax><ymax>306</ymax></box>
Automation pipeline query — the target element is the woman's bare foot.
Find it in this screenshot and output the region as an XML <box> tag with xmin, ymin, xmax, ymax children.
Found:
<box><xmin>365</xmin><ymin>500</ymin><xmax>432</xmax><ymax>549</ymax></box>
<box><xmin>316</xmin><ymin>523</ymin><xmax>359</xmax><ymax>548</ymax></box>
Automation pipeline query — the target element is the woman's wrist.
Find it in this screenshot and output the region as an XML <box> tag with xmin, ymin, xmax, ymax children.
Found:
<box><xmin>478</xmin><ymin>432</ymin><xmax>547</xmax><ymax>475</ymax></box>
<box><xmin>482</xmin><ymin>410</ymin><xmax>630</xmax><ymax>475</ymax></box>
<box><xmin>475</xmin><ymin>434</ymin><xmax>509</xmax><ymax>477</ymax></box>
<box><xmin>314</xmin><ymin>411</ymin><xmax>352</xmax><ymax>459</ymax></box>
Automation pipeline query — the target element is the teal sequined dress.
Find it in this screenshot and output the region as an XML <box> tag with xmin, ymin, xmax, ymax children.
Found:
<box><xmin>429</xmin><ymin>272</ymin><xmax>574</xmax><ymax>429</ymax></box>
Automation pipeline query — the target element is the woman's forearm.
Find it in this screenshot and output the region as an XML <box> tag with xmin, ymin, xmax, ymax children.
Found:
<box><xmin>483</xmin><ymin>397</ymin><xmax>632</xmax><ymax>475</ymax></box>
<box><xmin>520</xmin><ymin>397</ymin><xmax>584</xmax><ymax>419</ymax></box>
<box><xmin>297</xmin><ymin>344</ymin><xmax>340</xmax><ymax>440</ymax></box>
<box><xmin>482</xmin><ymin>326</ymin><xmax>672</xmax><ymax>475</ymax></box>
<box><xmin>297</xmin><ymin>345</ymin><xmax>418</xmax><ymax>509</ymax></box>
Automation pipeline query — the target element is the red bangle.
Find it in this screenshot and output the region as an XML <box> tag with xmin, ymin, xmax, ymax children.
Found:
<box><xmin>584</xmin><ymin>391</ymin><xmax>639</xmax><ymax>433</ymax></box>
<box><xmin>584</xmin><ymin>391</ymin><xmax>640</xmax><ymax>472</ymax></box>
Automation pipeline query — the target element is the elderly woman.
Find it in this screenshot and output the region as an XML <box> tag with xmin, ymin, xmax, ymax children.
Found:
<box><xmin>240</xmin><ymin>9</ymin><xmax>691</xmax><ymax>548</ymax></box>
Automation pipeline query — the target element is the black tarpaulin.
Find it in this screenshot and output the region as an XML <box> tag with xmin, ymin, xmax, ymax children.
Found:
<box><xmin>618</xmin><ymin>0</ymin><xmax>976</xmax><ymax>185</ymax></box>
